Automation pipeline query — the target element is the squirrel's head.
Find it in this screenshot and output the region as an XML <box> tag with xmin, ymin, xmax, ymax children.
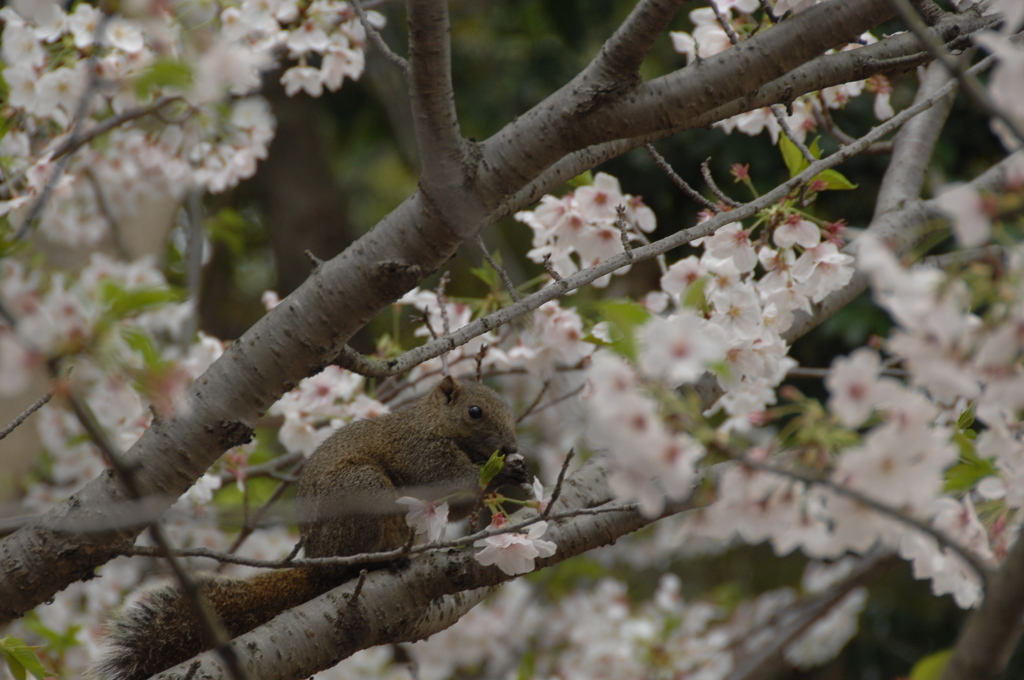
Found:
<box><xmin>432</xmin><ymin>375</ymin><xmax>518</xmax><ymax>462</ymax></box>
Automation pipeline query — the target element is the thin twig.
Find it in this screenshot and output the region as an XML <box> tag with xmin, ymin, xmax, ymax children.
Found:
<box><xmin>222</xmin><ymin>459</ymin><xmax>305</xmax><ymax>560</ymax></box>
<box><xmin>738</xmin><ymin>457</ymin><xmax>993</xmax><ymax>583</ymax></box>
<box><xmin>645</xmin><ymin>143</ymin><xmax>718</xmax><ymax>212</ymax></box>
<box><xmin>758</xmin><ymin>0</ymin><xmax>780</xmax><ymax>24</ymax></box>
<box><xmin>475</xmin><ymin>235</ymin><xmax>521</xmax><ymax>302</ymax></box>
<box><xmin>66</xmin><ymin>390</ymin><xmax>252</xmax><ymax>680</ymax></box>
<box><xmin>701</xmin><ymin>158</ymin><xmax>742</xmax><ymax>208</ymax></box>
<box><xmin>352</xmin><ymin>0</ymin><xmax>409</xmax><ymax>72</ymax></box>
<box><xmin>0</xmin><ymin>392</ymin><xmax>51</xmax><ymax>443</ymax></box>
<box><xmin>50</xmin><ymin>95</ymin><xmax>182</xmax><ymax>162</ymax></box>
<box><xmin>16</xmin><ymin>15</ymin><xmax>111</xmax><ymax>240</ymax></box>
<box><xmin>127</xmin><ymin>500</ymin><xmax>639</xmax><ymax>570</ymax></box>
<box><xmin>543</xmin><ymin>449</ymin><xmax>576</xmax><ymax>519</ymax></box>
<box><xmin>474</xmin><ymin>342</ymin><xmax>489</xmax><ymax>382</ymax></box>
<box><xmin>615</xmin><ymin>205</ymin><xmax>634</xmax><ymax>256</ymax></box>
<box><xmin>708</xmin><ymin>1</ymin><xmax>741</xmax><ymax>44</ymax></box>
<box><xmin>522</xmin><ymin>383</ymin><xmax>586</xmax><ymax>422</ymax></box>
<box><xmin>82</xmin><ymin>168</ymin><xmax>128</xmax><ymax>258</ymax></box>
<box><xmin>541</xmin><ymin>253</ymin><xmax>563</xmax><ymax>281</ymax></box>
<box><xmin>771</xmin><ymin>104</ymin><xmax>816</xmax><ymax>162</ymax></box>
<box><xmin>516</xmin><ymin>381</ymin><xmax>550</xmax><ymax>424</ymax></box>
<box><xmin>887</xmin><ymin>0</ymin><xmax>1024</xmax><ymax>146</ymax></box>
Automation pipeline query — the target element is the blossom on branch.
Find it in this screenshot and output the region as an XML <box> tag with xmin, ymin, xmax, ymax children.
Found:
<box><xmin>474</xmin><ymin>516</ymin><xmax>557</xmax><ymax>576</ymax></box>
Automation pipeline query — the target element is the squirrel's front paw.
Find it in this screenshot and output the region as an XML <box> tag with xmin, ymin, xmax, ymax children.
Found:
<box><xmin>500</xmin><ymin>454</ymin><xmax>530</xmax><ymax>486</ymax></box>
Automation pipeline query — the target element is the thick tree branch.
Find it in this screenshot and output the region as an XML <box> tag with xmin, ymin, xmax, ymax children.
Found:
<box><xmin>726</xmin><ymin>551</ymin><xmax>897</xmax><ymax>680</ymax></box>
<box><xmin>149</xmin><ymin>459</ymin><xmax>665</xmax><ymax>679</ymax></box>
<box><xmin>585</xmin><ymin>0</ymin><xmax>688</xmax><ymax>86</ymax></box>
<box><xmin>406</xmin><ymin>0</ymin><xmax>477</xmax><ymax>232</ymax></box>
<box><xmin>874</xmin><ymin>61</ymin><xmax>956</xmax><ymax>216</ymax></box>
<box><xmin>940</xmin><ymin>525</ymin><xmax>1024</xmax><ymax>680</ymax></box>
<box><xmin>341</xmin><ymin>74</ymin><xmax>969</xmax><ymax>379</ymax></box>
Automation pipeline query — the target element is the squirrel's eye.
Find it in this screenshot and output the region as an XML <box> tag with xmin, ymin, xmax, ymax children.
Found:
<box><xmin>468</xmin><ymin>405</ymin><xmax>483</xmax><ymax>420</ymax></box>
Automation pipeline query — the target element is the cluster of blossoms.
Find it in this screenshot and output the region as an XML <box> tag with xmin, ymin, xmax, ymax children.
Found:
<box><xmin>514</xmin><ymin>172</ymin><xmax>657</xmax><ymax>287</ymax></box>
<box><xmin>670</xmin><ymin>0</ymin><xmax>893</xmax><ymax>143</ymax></box>
<box><xmin>0</xmin><ymin>0</ymin><xmax>380</xmax><ymax>247</ymax></box>
<box><xmin>673</xmin><ymin>227</ymin><xmax>1024</xmax><ymax>609</ymax></box>
<box><xmin>563</xmin><ymin>184</ymin><xmax>854</xmax><ymax>515</ymax></box>
<box><xmin>347</xmin><ymin>560</ymin><xmax>865</xmax><ymax>680</ymax></box>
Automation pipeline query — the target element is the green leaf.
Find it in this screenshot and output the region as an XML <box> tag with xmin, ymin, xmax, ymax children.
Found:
<box><xmin>0</xmin><ymin>636</ymin><xmax>48</xmax><ymax>680</ymax></box>
<box><xmin>909</xmin><ymin>649</ymin><xmax>952</xmax><ymax>680</ymax></box>
<box><xmin>99</xmin><ymin>281</ymin><xmax>184</xmax><ymax>319</ymax></box>
<box><xmin>121</xmin><ymin>327</ymin><xmax>164</xmax><ymax>368</ymax></box>
<box><xmin>470</xmin><ymin>257</ymin><xmax>501</xmax><ymax>290</ymax></box>
<box><xmin>808</xmin><ymin>137</ymin><xmax>823</xmax><ymax>159</ymax></box>
<box><xmin>681</xmin><ymin>275</ymin><xmax>709</xmax><ymax>311</ymax></box>
<box><xmin>205</xmin><ymin>208</ymin><xmax>249</xmax><ymax>255</ymax></box>
<box><xmin>567</xmin><ymin>170</ymin><xmax>594</xmax><ymax>188</ymax></box>
<box><xmin>479</xmin><ymin>450</ymin><xmax>506</xmax><ymax>489</ymax></box>
<box><xmin>944</xmin><ymin>432</ymin><xmax>998</xmax><ymax>493</ymax></box>
<box><xmin>779</xmin><ymin>135</ymin><xmax>809</xmax><ymax>178</ymax></box>
<box><xmin>23</xmin><ymin>613</ymin><xmax>80</xmax><ymax>656</ymax></box>
<box><xmin>812</xmin><ymin>168</ymin><xmax>858</xmax><ymax>191</ymax></box>
<box><xmin>590</xmin><ymin>299</ymin><xmax>651</xmax><ymax>362</ymax></box>
<box><xmin>133</xmin><ymin>58</ymin><xmax>193</xmax><ymax>98</ymax></box>
<box><xmin>956</xmin><ymin>405</ymin><xmax>976</xmax><ymax>431</ymax></box>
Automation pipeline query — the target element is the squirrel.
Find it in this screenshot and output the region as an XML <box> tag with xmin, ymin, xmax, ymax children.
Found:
<box><xmin>88</xmin><ymin>375</ymin><xmax>525</xmax><ymax>680</ymax></box>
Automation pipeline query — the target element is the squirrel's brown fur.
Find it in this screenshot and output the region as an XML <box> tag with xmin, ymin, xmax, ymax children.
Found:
<box><xmin>88</xmin><ymin>376</ymin><xmax>523</xmax><ymax>680</ymax></box>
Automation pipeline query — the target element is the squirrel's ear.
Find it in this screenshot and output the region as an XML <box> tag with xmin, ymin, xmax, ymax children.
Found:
<box><xmin>437</xmin><ymin>375</ymin><xmax>460</xmax><ymax>404</ymax></box>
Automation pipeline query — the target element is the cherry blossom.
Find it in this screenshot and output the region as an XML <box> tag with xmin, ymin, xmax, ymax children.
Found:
<box><xmin>396</xmin><ymin>497</ymin><xmax>450</xmax><ymax>543</ymax></box>
<box><xmin>474</xmin><ymin>516</ymin><xmax>557</xmax><ymax>576</ymax></box>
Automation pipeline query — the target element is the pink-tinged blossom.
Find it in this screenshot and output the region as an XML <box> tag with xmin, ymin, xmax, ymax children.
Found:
<box><xmin>660</xmin><ymin>255</ymin><xmax>706</xmax><ymax>301</ymax></box>
<box><xmin>936</xmin><ymin>183</ymin><xmax>992</xmax><ymax>248</ymax></box>
<box><xmin>322</xmin><ymin>45</ymin><xmax>365</xmax><ymax>91</ymax></box>
<box><xmin>575</xmin><ymin>172</ymin><xmax>625</xmax><ymax>223</ymax></box>
<box><xmin>639</xmin><ymin>311</ymin><xmax>726</xmax><ymax>387</ymax></box>
<box><xmin>773</xmin><ymin>216</ymin><xmax>821</xmax><ymax>249</ymax></box>
<box><xmin>531</xmin><ymin>477</ymin><xmax>550</xmax><ymax>513</ymax></box>
<box><xmin>669</xmin><ymin>8</ymin><xmax>733</xmax><ymax>64</ymax></box>
<box><xmin>702</xmin><ymin>223</ymin><xmax>758</xmax><ymax>273</ymax></box>
<box><xmin>286</xmin><ymin>19</ymin><xmax>330</xmax><ymax>54</ymax></box>
<box><xmin>105</xmin><ymin>18</ymin><xmax>145</xmax><ymax>54</ymax></box>
<box><xmin>791</xmin><ymin>242</ymin><xmax>854</xmax><ymax>302</ymax></box>
<box><xmin>515</xmin><ymin>172</ymin><xmax>656</xmax><ymax>287</ymax></box>
<box><xmin>3</xmin><ymin>20</ymin><xmax>46</xmax><ymax>68</ymax></box>
<box><xmin>825</xmin><ymin>349</ymin><xmax>883</xmax><ymax>428</ymax></box>
<box><xmin>868</xmin><ymin>75</ymin><xmax>895</xmax><ymax>120</ymax></box>
<box><xmin>474</xmin><ymin>517</ymin><xmax>557</xmax><ymax>575</ymax></box>
<box><xmin>67</xmin><ymin>2</ymin><xmax>101</xmax><ymax>47</ymax></box>
<box><xmin>184</xmin><ymin>473</ymin><xmax>223</xmax><ymax>506</ymax></box>
<box><xmin>281</xmin><ymin>65</ymin><xmax>324</xmax><ymax>97</ymax></box>
<box><xmin>709</xmin><ymin>286</ymin><xmax>763</xmax><ymax>340</ymax></box>
<box><xmin>396</xmin><ymin>497</ymin><xmax>450</xmax><ymax>542</ymax></box>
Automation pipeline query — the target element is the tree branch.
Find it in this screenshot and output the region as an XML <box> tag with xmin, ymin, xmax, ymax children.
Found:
<box><xmin>149</xmin><ymin>459</ymin><xmax>683</xmax><ymax>679</ymax></box>
<box><xmin>406</xmin><ymin>0</ymin><xmax>476</xmax><ymax>232</ymax></box>
<box><xmin>873</xmin><ymin>61</ymin><xmax>956</xmax><ymax>216</ymax></box>
<box><xmin>337</xmin><ymin>74</ymin><xmax>971</xmax><ymax>380</ymax></box>
<box><xmin>940</xmin><ymin>524</ymin><xmax>1024</xmax><ymax>680</ymax></box>
<box><xmin>585</xmin><ymin>0</ymin><xmax>688</xmax><ymax>86</ymax></box>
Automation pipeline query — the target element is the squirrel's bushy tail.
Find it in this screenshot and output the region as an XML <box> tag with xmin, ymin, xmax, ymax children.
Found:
<box><xmin>87</xmin><ymin>568</ymin><xmax>324</xmax><ymax>680</ymax></box>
